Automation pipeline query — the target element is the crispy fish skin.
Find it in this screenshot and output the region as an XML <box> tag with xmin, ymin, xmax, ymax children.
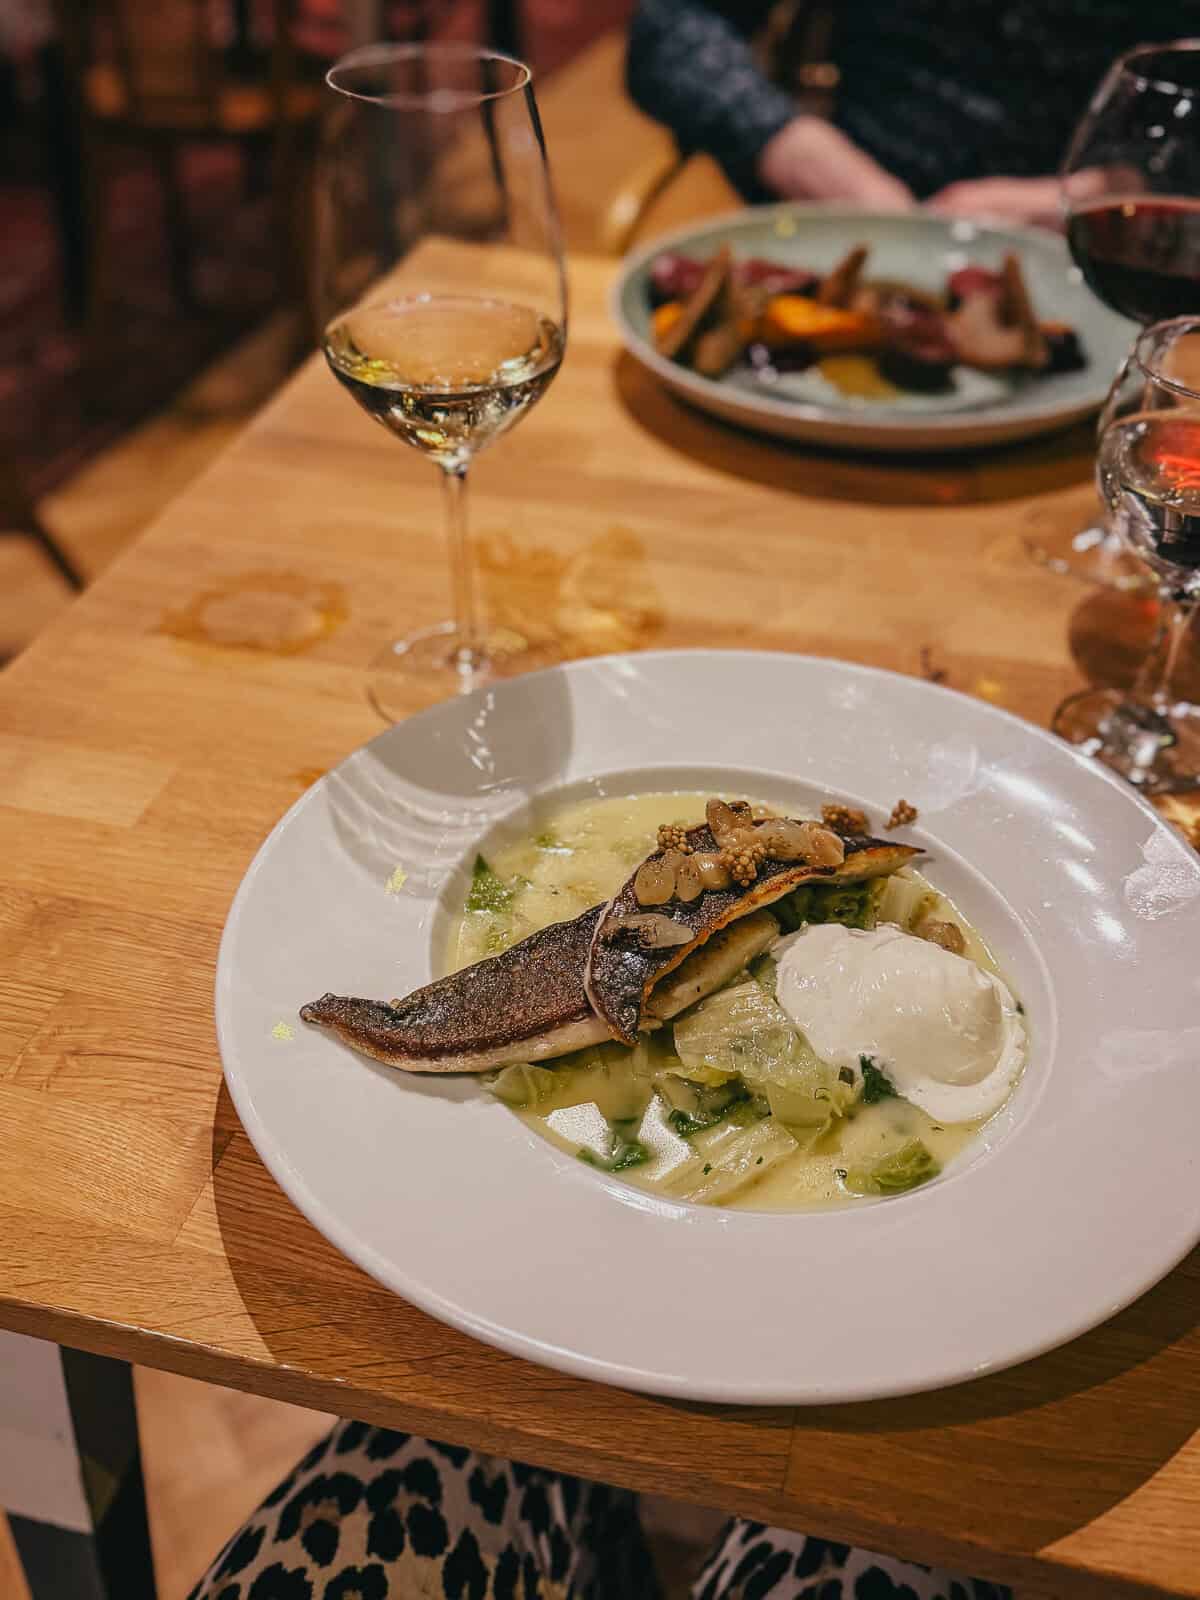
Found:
<box><xmin>301</xmin><ymin>905</ymin><xmax>609</xmax><ymax>1073</ymax></box>
<box><xmin>586</xmin><ymin>825</ymin><xmax>920</xmax><ymax>1046</ymax></box>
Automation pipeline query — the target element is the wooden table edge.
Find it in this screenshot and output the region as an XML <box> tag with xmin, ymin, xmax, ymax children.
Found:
<box><xmin>0</xmin><ymin>1291</ymin><xmax>1177</xmax><ymax>1600</ymax></box>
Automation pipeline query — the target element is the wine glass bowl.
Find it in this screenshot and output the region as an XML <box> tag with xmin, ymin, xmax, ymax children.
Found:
<box><xmin>317</xmin><ymin>44</ymin><xmax>568</xmax><ymax>716</ymax></box>
<box><xmin>1054</xmin><ymin>314</ymin><xmax>1200</xmax><ymax>790</ymax></box>
<box><xmin>1064</xmin><ymin>44</ymin><xmax>1200</xmax><ymax>324</ymax></box>
<box><xmin>1028</xmin><ymin>38</ymin><xmax>1200</xmax><ymax>587</ymax></box>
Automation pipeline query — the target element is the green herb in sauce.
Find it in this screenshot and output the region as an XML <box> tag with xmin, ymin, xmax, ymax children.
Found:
<box><xmin>859</xmin><ymin>1057</ymin><xmax>897</xmax><ymax>1104</ymax></box>
<box><xmin>466</xmin><ymin>855</ymin><xmax>519</xmax><ymax>915</ymax></box>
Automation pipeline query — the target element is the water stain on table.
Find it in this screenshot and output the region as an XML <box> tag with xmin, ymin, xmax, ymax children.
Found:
<box><xmin>478</xmin><ymin>525</ymin><xmax>664</xmax><ymax>660</ymax></box>
<box><xmin>160</xmin><ymin>573</ymin><xmax>348</xmax><ymax>656</ymax></box>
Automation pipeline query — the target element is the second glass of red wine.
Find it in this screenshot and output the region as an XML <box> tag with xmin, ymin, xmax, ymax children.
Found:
<box><xmin>1026</xmin><ymin>40</ymin><xmax>1200</xmax><ymax>588</ymax></box>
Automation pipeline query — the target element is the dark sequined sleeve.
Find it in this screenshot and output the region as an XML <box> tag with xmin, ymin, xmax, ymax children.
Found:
<box><xmin>626</xmin><ymin>0</ymin><xmax>794</xmax><ymax>196</ymax></box>
<box><xmin>626</xmin><ymin>0</ymin><xmax>1198</xmax><ymax>203</ymax></box>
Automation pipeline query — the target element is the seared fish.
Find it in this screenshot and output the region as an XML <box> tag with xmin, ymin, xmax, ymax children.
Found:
<box><xmin>301</xmin><ymin>820</ymin><xmax>919</xmax><ymax>1072</ymax></box>
<box><xmin>586</xmin><ymin>825</ymin><xmax>919</xmax><ymax>1045</ymax></box>
<box><xmin>301</xmin><ymin>905</ymin><xmax>609</xmax><ymax>1073</ymax></box>
<box><xmin>301</xmin><ymin>905</ymin><xmax>783</xmax><ymax>1072</ymax></box>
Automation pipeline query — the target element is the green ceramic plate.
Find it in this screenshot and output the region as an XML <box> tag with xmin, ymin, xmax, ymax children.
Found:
<box><xmin>612</xmin><ymin>206</ymin><xmax>1135</xmax><ymax>453</ymax></box>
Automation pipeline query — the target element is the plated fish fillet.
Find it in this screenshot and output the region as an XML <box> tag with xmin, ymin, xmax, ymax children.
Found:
<box><xmin>301</xmin><ymin>905</ymin><xmax>609</xmax><ymax>1073</ymax></box>
<box><xmin>300</xmin><ymin>802</ymin><xmax>920</xmax><ymax>1074</ymax></box>
<box><xmin>300</xmin><ymin>906</ymin><xmax>782</xmax><ymax>1072</ymax></box>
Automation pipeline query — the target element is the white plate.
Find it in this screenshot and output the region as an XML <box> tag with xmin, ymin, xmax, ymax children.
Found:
<box><xmin>217</xmin><ymin>652</ymin><xmax>1200</xmax><ymax>1404</ymax></box>
<box><xmin>612</xmin><ymin>207</ymin><xmax>1135</xmax><ymax>453</ymax></box>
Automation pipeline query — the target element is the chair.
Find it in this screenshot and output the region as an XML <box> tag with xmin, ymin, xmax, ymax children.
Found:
<box><xmin>56</xmin><ymin>0</ymin><xmax>324</xmax><ymax>328</ymax></box>
<box><xmin>0</xmin><ymin>455</ymin><xmax>84</xmax><ymax>594</ymax></box>
<box><xmin>529</xmin><ymin>31</ymin><xmax>737</xmax><ymax>258</ymax></box>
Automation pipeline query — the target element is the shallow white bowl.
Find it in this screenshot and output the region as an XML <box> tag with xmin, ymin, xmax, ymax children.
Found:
<box><xmin>217</xmin><ymin>652</ymin><xmax>1200</xmax><ymax>1404</ymax></box>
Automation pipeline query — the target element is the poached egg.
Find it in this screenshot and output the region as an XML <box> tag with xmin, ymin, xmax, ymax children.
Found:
<box><xmin>774</xmin><ymin>922</ymin><xmax>1025</xmax><ymax>1123</ymax></box>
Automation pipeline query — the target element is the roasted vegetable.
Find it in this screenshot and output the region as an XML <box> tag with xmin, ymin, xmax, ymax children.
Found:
<box><xmin>946</xmin><ymin>254</ymin><xmax>1047</xmax><ymax>371</ymax></box>
<box><xmin>652</xmin><ymin>301</ymin><xmax>684</xmax><ymax>344</ymax></box>
<box><xmin>1042</xmin><ymin>322</ymin><xmax>1087</xmax><ymax>374</ymax></box>
<box><xmin>817</xmin><ymin>245</ymin><xmax>869</xmax><ymax>307</ymax></box>
<box><xmin>655</xmin><ymin>246</ymin><xmax>731</xmax><ymax>362</ymax></box>
<box><xmin>745</xmin><ymin>340</ymin><xmax>817</xmax><ymax>379</ymax></box>
<box><xmin>648</xmin><ymin>243</ymin><xmax>1083</xmax><ymax>392</ymax></box>
<box><xmin>878</xmin><ymin>302</ymin><xmax>957</xmax><ymax>392</ymax></box>
<box><xmin>694</xmin><ymin>276</ymin><xmax>765</xmax><ymax>378</ymax></box>
<box><xmin>756</xmin><ymin>296</ymin><xmax>882</xmax><ymax>353</ymax></box>
<box><xmin>1000</xmin><ymin>254</ymin><xmax>1048</xmax><ymax>369</ymax></box>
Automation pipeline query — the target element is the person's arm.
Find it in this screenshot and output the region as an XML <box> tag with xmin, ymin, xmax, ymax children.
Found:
<box><xmin>926</xmin><ymin>176</ymin><xmax>1064</xmax><ymax>229</ymax></box>
<box><xmin>626</xmin><ymin>0</ymin><xmax>910</xmax><ymax>206</ymax></box>
<box><xmin>626</xmin><ymin>0</ymin><xmax>794</xmax><ymax>195</ymax></box>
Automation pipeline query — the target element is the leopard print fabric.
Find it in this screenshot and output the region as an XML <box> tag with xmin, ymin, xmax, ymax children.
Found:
<box><xmin>187</xmin><ymin>1421</ymin><xmax>660</xmax><ymax>1600</ymax></box>
<box><xmin>187</xmin><ymin>1422</ymin><xmax>1011</xmax><ymax>1600</ymax></box>
<box><xmin>693</xmin><ymin>1519</ymin><xmax>1011</xmax><ymax>1600</ymax></box>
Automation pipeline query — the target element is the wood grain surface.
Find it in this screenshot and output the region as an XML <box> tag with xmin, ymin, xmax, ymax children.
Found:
<box><xmin>0</xmin><ymin>250</ymin><xmax>1197</xmax><ymax>1600</ymax></box>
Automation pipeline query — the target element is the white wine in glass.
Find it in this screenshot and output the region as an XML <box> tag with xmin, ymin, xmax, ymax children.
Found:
<box><xmin>318</xmin><ymin>44</ymin><xmax>568</xmax><ymax>716</ymax></box>
<box><xmin>325</xmin><ymin>297</ymin><xmax>564</xmax><ymax>463</ymax></box>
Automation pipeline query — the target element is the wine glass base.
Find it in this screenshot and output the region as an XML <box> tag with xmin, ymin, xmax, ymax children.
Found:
<box><xmin>1023</xmin><ymin>516</ymin><xmax>1151</xmax><ymax>592</ymax></box>
<box><xmin>1053</xmin><ymin>686</ymin><xmax>1200</xmax><ymax>792</ymax></box>
<box><xmin>367</xmin><ymin>621</ymin><xmax>562</xmax><ymax>721</ymax></box>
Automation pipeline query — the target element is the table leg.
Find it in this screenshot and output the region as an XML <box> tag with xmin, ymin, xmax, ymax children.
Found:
<box><xmin>1</xmin><ymin>1337</ymin><xmax>156</xmax><ymax>1600</ymax></box>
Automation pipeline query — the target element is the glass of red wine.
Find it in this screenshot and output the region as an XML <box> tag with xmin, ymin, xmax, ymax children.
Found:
<box><xmin>1025</xmin><ymin>40</ymin><xmax>1200</xmax><ymax>589</ymax></box>
<box><xmin>1053</xmin><ymin>315</ymin><xmax>1200</xmax><ymax>790</ymax></box>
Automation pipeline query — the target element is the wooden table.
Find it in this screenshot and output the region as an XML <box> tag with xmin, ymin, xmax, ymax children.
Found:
<box><xmin>1</xmin><ymin>252</ymin><xmax>1197</xmax><ymax>1600</ymax></box>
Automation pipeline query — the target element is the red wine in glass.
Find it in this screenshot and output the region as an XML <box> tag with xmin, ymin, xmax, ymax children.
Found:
<box><xmin>1067</xmin><ymin>197</ymin><xmax>1200</xmax><ymax>323</ymax></box>
<box><xmin>1027</xmin><ymin>41</ymin><xmax>1200</xmax><ymax>585</ymax></box>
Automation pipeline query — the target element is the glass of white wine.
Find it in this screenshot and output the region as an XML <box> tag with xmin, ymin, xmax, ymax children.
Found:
<box><xmin>318</xmin><ymin>43</ymin><xmax>567</xmax><ymax>715</ymax></box>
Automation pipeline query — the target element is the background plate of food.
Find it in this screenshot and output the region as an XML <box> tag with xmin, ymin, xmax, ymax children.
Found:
<box><xmin>216</xmin><ymin>651</ymin><xmax>1200</xmax><ymax>1404</ymax></box>
<box><xmin>612</xmin><ymin>207</ymin><xmax>1134</xmax><ymax>452</ymax></box>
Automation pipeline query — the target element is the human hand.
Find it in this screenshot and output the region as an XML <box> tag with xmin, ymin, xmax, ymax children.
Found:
<box><xmin>757</xmin><ymin>116</ymin><xmax>913</xmax><ymax>210</ymax></box>
<box><xmin>926</xmin><ymin>175</ymin><xmax>1067</xmax><ymax>230</ymax></box>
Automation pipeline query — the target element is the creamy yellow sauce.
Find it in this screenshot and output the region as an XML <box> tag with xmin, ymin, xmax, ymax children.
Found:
<box><xmin>450</xmin><ymin>792</ymin><xmax>1005</xmax><ymax>1212</ymax></box>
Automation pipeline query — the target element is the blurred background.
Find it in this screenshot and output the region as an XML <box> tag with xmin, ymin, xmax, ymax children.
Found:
<box><xmin>0</xmin><ymin>0</ymin><xmax>653</xmax><ymax>661</ymax></box>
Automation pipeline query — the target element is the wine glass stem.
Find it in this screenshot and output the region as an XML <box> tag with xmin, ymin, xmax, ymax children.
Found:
<box><xmin>1135</xmin><ymin>588</ymin><xmax>1199</xmax><ymax>712</ymax></box>
<box><xmin>441</xmin><ymin>462</ymin><xmax>483</xmax><ymax>669</ymax></box>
